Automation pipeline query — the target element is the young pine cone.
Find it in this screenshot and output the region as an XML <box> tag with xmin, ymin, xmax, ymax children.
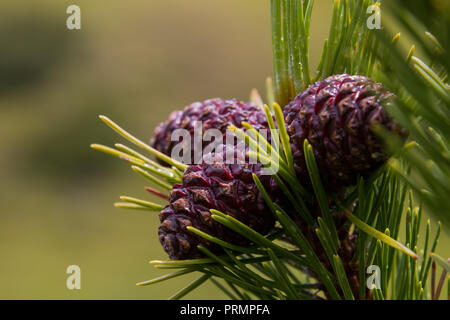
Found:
<box><xmin>151</xmin><ymin>98</ymin><xmax>269</xmax><ymax>164</ymax></box>
<box><xmin>284</xmin><ymin>74</ymin><xmax>407</xmax><ymax>191</ymax></box>
<box><xmin>158</xmin><ymin>145</ymin><xmax>279</xmax><ymax>260</ymax></box>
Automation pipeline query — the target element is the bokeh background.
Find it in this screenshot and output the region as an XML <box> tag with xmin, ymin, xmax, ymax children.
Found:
<box><xmin>0</xmin><ymin>0</ymin><xmax>448</xmax><ymax>299</ymax></box>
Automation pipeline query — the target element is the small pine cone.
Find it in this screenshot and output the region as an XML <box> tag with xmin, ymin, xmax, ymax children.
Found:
<box><xmin>151</xmin><ymin>98</ymin><xmax>269</xmax><ymax>164</ymax></box>
<box><xmin>158</xmin><ymin>146</ymin><xmax>279</xmax><ymax>260</ymax></box>
<box><xmin>284</xmin><ymin>74</ymin><xmax>406</xmax><ymax>191</ymax></box>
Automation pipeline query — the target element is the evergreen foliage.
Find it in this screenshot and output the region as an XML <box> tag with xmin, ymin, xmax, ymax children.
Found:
<box><xmin>91</xmin><ymin>1</ymin><xmax>449</xmax><ymax>300</ymax></box>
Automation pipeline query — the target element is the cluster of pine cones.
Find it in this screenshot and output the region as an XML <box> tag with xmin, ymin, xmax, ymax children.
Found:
<box><xmin>151</xmin><ymin>74</ymin><xmax>406</xmax><ymax>262</ymax></box>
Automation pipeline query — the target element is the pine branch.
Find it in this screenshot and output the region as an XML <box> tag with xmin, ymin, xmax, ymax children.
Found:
<box><xmin>374</xmin><ymin>1</ymin><xmax>450</xmax><ymax>228</ymax></box>
<box><xmin>90</xmin><ymin>0</ymin><xmax>449</xmax><ymax>300</ymax></box>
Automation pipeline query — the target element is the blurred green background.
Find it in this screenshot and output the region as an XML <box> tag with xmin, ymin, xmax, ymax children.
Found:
<box><xmin>0</xmin><ymin>0</ymin><xmax>447</xmax><ymax>299</ymax></box>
